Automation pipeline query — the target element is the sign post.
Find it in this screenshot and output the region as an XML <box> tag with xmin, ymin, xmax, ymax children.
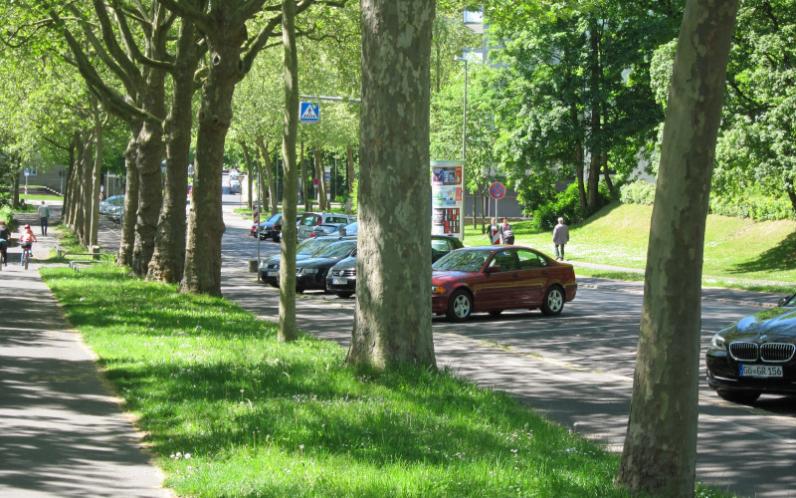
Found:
<box><xmin>489</xmin><ymin>180</ymin><xmax>506</xmax><ymax>220</ymax></box>
<box><xmin>431</xmin><ymin>161</ymin><xmax>465</xmax><ymax>240</ymax></box>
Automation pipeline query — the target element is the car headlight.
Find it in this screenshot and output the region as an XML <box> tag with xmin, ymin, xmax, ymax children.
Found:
<box><xmin>431</xmin><ymin>285</ymin><xmax>446</xmax><ymax>295</ymax></box>
<box><xmin>710</xmin><ymin>333</ymin><xmax>726</xmax><ymax>350</ymax></box>
<box><xmin>297</xmin><ymin>268</ymin><xmax>318</xmax><ymax>275</ymax></box>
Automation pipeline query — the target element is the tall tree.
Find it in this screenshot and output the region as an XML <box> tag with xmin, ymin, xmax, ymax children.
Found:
<box><xmin>278</xmin><ymin>0</ymin><xmax>300</xmax><ymax>341</ymax></box>
<box><xmin>347</xmin><ymin>0</ymin><xmax>436</xmax><ymax>369</ymax></box>
<box><xmin>617</xmin><ymin>0</ymin><xmax>739</xmax><ymax>496</ymax></box>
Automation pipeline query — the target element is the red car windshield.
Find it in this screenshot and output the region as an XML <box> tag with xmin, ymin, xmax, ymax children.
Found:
<box><xmin>432</xmin><ymin>250</ymin><xmax>489</xmax><ymax>272</ymax></box>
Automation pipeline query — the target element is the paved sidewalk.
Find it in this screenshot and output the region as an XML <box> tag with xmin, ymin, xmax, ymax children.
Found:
<box><xmin>0</xmin><ymin>209</ymin><xmax>169</xmax><ymax>497</ymax></box>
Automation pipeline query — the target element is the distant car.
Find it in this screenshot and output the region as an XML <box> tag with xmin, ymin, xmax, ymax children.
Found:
<box><xmin>326</xmin><ymin>235</ymin><xmax>464</xmax><ymax>298</ymax></box>
<box><xmin>258</xmin><ymin>213</ymin><xmax>285</xmax><ymax>241</ymax></box>
<box><xmin>431</xmin><ymin>246</ymin><xmax>577</xmax><ymax>321</ymax></box>
<box><xmin>306</xmin><ymin>223</ymin><xmax>347</xmax><ymax>239</ymax></box>
<box><xmin>228</xmin><ymin>179</ymin><xmax>241</xmax><ymax>194</ymax></box>
<box><xmin>297</xmin><ymin>212</ymin><xmax>354</xmax><ymax>241</ymax></box>
<box><xmin>259</xmin><ymin>235</ymin><xmax>354</xmax><ymax>286</ymax></box>
<box><xmin>99</xmin><ymin>195</ymin><xmax>125</xmax><ymax>221</ymax></box>
<box><xmin>706</xmin><ymin>293</ymin><xmax>796</xmax><ymax>404</ymax></box>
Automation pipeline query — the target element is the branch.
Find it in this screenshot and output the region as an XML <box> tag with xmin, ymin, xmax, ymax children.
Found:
<box><xmin>41</xmin><ymin>136</ymin><xmax>71</xmax><ymax>152</ymax></box>
<box><xmin>156</xmin><ymin>0</ymin><xmax>212</xmax><ymax>35</ymax></box>
<box><xmin>111</xmin><ymin>0</ymin><xmax>176</xmax><ymax>72</ymax></box>
<box><xmin>90</xmin><ymin>0</ymin><xmax>145</xmax><ymax>89</ymax></box>
<box><xmin>50</xmin><ymin>10</ymin><xmax>153</xmax><ymax>124</ymax></box>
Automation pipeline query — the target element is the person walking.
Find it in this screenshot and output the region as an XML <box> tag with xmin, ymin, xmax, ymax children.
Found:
<box><xmin>488</xmin><ymin>217</ymin><xmax>502</xmax><ymax>245</ymax></box>
<box><xmin>500</xmin><ymin>217</ymin><xmax>515</xmax><ymax>245</ymax></box>
<box><xmin>37</xmin><ymin>201</ymin><xmax>50</xmax><ymax>236</ymax></box>
<box><xmin>552</xmin><ymin>217</ymin><xmax>569</xmax><ymax>261</ymax></box>
<box><xmin>0</xmin><ymin>220</ymin><xmax>10</xmax><ymax>266</ymax></box>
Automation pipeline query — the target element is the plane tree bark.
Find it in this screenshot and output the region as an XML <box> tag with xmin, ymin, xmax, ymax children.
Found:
<box><xmin>346</xmin><ymin>0</ymin><xmax>437</xmax><ymax>369</ymax></box>
<box><xmin>278</xmin><ymin>0</ymin><xmax>300</xmax><ymax>341</ymax></box>
<box><xmin>616</xmin><ymin>1</ymin><xmax>739</xmax><ymax>496</ymax></box>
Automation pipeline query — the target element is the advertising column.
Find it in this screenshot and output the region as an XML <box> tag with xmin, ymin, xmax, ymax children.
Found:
<box><xmin>431</xmin><ymin>161</ymin><xmax>464</xmax><ymax>240</ymax></box>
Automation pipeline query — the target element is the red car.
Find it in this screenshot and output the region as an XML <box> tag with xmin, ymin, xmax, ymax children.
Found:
<box><xmin>431</xmin><ymin>246</ymin><xmax>577</xmax><ymax>321</ymax></box>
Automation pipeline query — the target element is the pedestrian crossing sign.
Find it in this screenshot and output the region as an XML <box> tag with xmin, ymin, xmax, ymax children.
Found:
<box><xmin>299</xmin><ymin>101</ymin><xmax>320</xmax><ymax>123</ymax></box>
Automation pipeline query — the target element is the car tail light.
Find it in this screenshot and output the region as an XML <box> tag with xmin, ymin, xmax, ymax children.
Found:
<box><xmin>309</xmin><ymin>232</ymin><xmax>317</xmax><ymax>238</ymax></box>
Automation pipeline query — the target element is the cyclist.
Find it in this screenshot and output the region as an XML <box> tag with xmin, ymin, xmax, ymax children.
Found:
<box><xmin>0</xmin><ymin>220</ymin><xmax>9</xmax><ymax>266</ymax></box>
<box><xmin>19</xmin><ymin>224</ymin><xmax>37</xmax><ymax>267</ymax></box>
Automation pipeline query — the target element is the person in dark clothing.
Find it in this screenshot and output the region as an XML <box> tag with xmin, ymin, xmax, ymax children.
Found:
<box><xmin>0</xmin><ymin>220</ymin><xmax>9</xmax><ymax>266</ymax></box>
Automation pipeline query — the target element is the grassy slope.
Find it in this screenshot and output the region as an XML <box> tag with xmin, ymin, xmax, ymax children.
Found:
<box><xmin>466</xmin><ymin>204</ymin><xmax>796</xmax><ymax>285</ymax></box>
<box><xmin>42</xmin><ymin>264</ymin><xmax>645</xmax><ymax>498</ymax></box>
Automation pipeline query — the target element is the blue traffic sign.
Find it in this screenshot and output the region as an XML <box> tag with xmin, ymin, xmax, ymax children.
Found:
<box><xmin>299</xmin><ymin>101</ymin><xmax>320</xmax><ymax>123</ymax></box>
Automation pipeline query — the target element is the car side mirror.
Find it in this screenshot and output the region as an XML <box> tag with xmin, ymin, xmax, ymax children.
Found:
<box><xmin>778</xmin><ymin>296</ymin><xmax>789</xmax><ymax>307</ymax></box>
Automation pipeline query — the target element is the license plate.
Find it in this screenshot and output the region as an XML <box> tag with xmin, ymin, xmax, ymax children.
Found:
<box><xmin>332</xmin><ymin>277</ymin><xmax>347</xmax><ymax>285</ymax></box>
<box><xmin>739</xmin><ymin>364</ymin><xmax>783</xmax><ymax>378</ymax></box>
<box><xmin>267</xmin><ymin>271</ymin><xmax>278</xmax><ymax>277</ymax></box>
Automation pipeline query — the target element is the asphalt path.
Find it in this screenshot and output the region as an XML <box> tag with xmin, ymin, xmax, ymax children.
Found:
<box><xmin>217</xmin><ymin>198</ymin><xmax>796</xmax><ymax>498</ymax></box>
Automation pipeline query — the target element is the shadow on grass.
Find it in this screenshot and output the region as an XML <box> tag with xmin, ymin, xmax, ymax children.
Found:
<box><xmin>42</xmin><ymin>264</ymin><xmax>627</xmax><ymax>497</ymax></box>
<box><xmin>729</xmin><ymin>231</ymin><xmax>796</xmax><ymax>275</ymax></box>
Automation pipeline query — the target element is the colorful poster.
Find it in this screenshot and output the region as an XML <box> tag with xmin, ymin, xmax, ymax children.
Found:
<box><xmin>431</xmin><ymin>161</ymin><xmax>464</xmax><ymax>240</ymax></box>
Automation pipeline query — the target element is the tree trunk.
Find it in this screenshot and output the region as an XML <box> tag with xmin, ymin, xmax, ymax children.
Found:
<box><xmin>132</xmin><ymin>39</ymin><xmax>168</xmax><ymax>276</ymax></box>
<box><xmin>89</xmin><ymin>106</ymin><xmax>103</xmax><ymax>247</ymax></box>
<box><xmin>314</xmin><ymin>148</ymin><xmax>328</xmax><ymax>211</ymax></box>
<box><xmin>602</xmin><ymin>152</ymin><xmax>618</xmax><ymax>200</ymax></box>
<box><xmin>586</xmin><ymin>22</ymin><xmax>602</xmax><ymax>214</ymax></box>
<box><xmin>11</xmin><ymin>173</ymin><xmax>19</xmax><ymax>210</ymax></box>
<box><xmin>346</xmin><ymin>144</ymin><xmax>355</xmax><ymax>195</ymax></box>
<box><xmin>787</xmin><ymin>185</ymin><xmax>796</xmax><ymax>215</ymax></box>
<box><xmin>77</xmin><ymin>139</ymin><xmax>91</xmax><ymax>245</ymax></box>
<box><xmin>617</xmin><ymin>1</ymin><xmax>739</xmax><ymax>496</ymax></box>
<box><xmin>256</xmin><ymin>138</ymin><xmax>278</xmax><ymax>216</ymax></box>
<box><xmin>347</xmin><ymin>0</ymin><xmax>437</xmax><ymax>369</ymax></box>
<box><xmin>247</xmin><ymin>158</ymin><xmax>254</xmax><ymax>209</ymax></box>
<box><xmin>278</xmin><ymin>0</ymin><xmax>300</xmax><ymax>342</ymax></box>
<box><xmin>148</xmin><ymin>17</ymin><xmax>200</xmax><ymax>283</ymax></box>
<box><xmin>181</xmin><ymin>23</ymin><xmax>247</xmax><ymax>295</ymax></box>
<box><xmin>62</xmin><ymin>141</ymin><xmax>75</xmax><ymax>224</ymax></box>
<box><xmin>118</xmin><ymin>131</ymin><xmax>140</xmax><ymax>267</ymax></box>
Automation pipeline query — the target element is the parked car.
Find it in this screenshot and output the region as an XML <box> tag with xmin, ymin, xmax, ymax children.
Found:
<box><xmin>259</xmin><ymin>235</ymin><xmax>353</xmax><ymax>286</ymax></box>
<box><xmin>294</xmin><ymin>239</ymin><xmax>357</xmax><ymax>292</ymax></box>
<box><xmin>297</xmin><ymin>212</ymin><xmax>354</xmax><ymax>241</ymax></box>
<box><xmin>706</xmin><ymin>293</ymin><xmax>796</xmax><ymax>404</ymax></box>
<box><xmin>326</xmin><ymin>235</ymin><xmax>464</xmax><ymax>298</ymax></box>
<box><xmin>258</xmin><ymin>213</ymin><xmax>285</xmax><ymax>241</ymax></box>
<box><xmin>306</xmin><ymin>223</ymin><xmax>347</xmax><ymax>239</ymax></box>
<box><xmin>99</xmin><ymin>195</ymin><xmax>125</xmax><ymax>221</ymax></box>
<box><xmin>340</xmin><ymin>221</ymin><xmax>357</xmax><ymax>236</ymax></box>
<box><xmin>431</xmin><ymin>246</ymin><xmax>577</xmax><ymax>321</ymax></box>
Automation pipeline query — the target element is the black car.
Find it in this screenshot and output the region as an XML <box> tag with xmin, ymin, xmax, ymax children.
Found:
<box><xmin>257</xmin><ymin>213</ymin><xmax>284</xmax><ymax>241</ymax></box>
<box><xmin>326</xmin><ymin>235</ymin><xmax>464</xmax><ymax>298</ymax></box>
<box><xmin>259</xmin><ymin>235</ymin><xmax>352</xmax><ymax>286</ymax></box>
<box><xmin>295</xmin><ymin>239</ymin><xmax>357</xmax><ymax>292</ymax></box>
<box><xmin>706</xmin><ymin>292</ymin><xmax>796</xmax><ymax>404</ymax></box>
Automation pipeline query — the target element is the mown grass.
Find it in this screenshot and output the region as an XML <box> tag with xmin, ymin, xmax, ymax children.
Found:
<box><xmin>466</xmin><ymin>203</ymin><xmax>796</xmax><ymax>286</ymax></box>
<box><xmin>41</xmin><ymin>264</ymin><xmax>649</xmax><ymax>498</ymax></box>
<box><xmin>21</xmin><ymin>194</ymin><xmax>63</xmax><ymax>202</ymax></box>
<box><xmin>46</xmin><ymin>226</ymin><xmax>114</xmax><ymax>263</ymax></box>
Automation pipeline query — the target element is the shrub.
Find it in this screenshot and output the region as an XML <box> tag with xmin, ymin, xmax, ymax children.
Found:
<box><xmin>620</xmin><ymin>180</ymin><xmax>656</xmax><ymax>205</ymax></box>
<box><xmin>530</xmin><ymin>183</ymin><xmax>588</xmax><ymax>231</ymax></box>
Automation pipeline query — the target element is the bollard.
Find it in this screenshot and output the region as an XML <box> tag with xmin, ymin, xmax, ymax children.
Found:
<box><xmin>248</xmin><ymin>259</ymin><xmax>258</xmax><ymax>273</ymax></box>
<box><xmin>91</xmin><ymin>245</ymin><xmax>101</xmax><ymax>260</ymax></box>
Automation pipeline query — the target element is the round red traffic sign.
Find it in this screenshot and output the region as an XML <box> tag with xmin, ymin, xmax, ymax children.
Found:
<box><xmin>489</xmin><ymin>181</ymin><xmax>506</xmax><ymax>200</ymax></box>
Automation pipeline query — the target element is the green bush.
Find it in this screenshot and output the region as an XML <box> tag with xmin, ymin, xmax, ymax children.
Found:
<box><xmin>530</xmin><ymin>183</ymin><xmax>588</xmax><ymax>231</ymax></box>
<box><xmin>620</xmin><ymin>180</ymin><xmax>795</xmax><ymax>221</ymax></box>
<box><xmin>710</xmin><ymin>194</ymin><xmax>795</xmax><ymax>221</ymax></box>
<box><xmin>0</xmin><ymin>205</ymin><xmax>12</xmax><ymax>225</ymax></box>
<box><xmin>620</xmin><ymin>181</ymin><xmax>656</xmax><ymax>205</ymax></box>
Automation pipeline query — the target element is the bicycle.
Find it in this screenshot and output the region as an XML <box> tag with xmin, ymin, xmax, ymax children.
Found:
<box><xmin>21</xmin><ymin>243</ymin><xmax>32</xmax><ymax>270</ymax></box>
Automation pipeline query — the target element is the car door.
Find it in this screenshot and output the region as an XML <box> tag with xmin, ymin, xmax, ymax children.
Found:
<box><xmin>476</xmin><ymin>249</ymin><xmax>523</xmax><ymax>311</ymax></box>
<box><xmin>515</xmin><ymin>249</ymin><xmax>549</xmax><ymax>305</ymax></box>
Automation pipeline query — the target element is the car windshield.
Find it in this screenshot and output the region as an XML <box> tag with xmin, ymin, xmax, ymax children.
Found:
<box><xmin>782</xmin><ymin>293</ymin><xmax>796</xmax><ymax>307</ymax></box>
<box><xmin>106</xmin><ymin>196</ymin><xmax>124</xmax><ymax>206</ymax></box>
<box><xmin>432</xmin><ymin>250</ymin><xmax>489</xmax><ymax>272</ymax></box>
<box><xmin>266</xmin><ymin>213</ymin><xmax>281</xmax><ymax>223</ymax></box>
<box><xmin>317</xmin><ymin>241</ymin><xmax>356</xmax><ymax>258</ymax></box>
<box><xmin>296</xmin><ymin>238</ymin><xmax>330</xmax><ymax>256</ymax></box>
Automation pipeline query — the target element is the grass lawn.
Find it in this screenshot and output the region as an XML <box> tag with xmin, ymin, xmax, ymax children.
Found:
<box><xmin>234</xmin><ymin>207</ymin><xmax>254</xmax><ymax>219</ymax></box>
<box><xmin>40</xmin><ymin>264</ymin><xmax>657</xmax><ymax>498</ymax></box>
<box><xmin>21</xmin><ymin>194</ymin><xmax>63</xmax><ymax>202</ymax></box>
<box><xmin>466</xmin><ymin>204</ymin><xmax>796</xmax><ymax>287</ymax></box>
